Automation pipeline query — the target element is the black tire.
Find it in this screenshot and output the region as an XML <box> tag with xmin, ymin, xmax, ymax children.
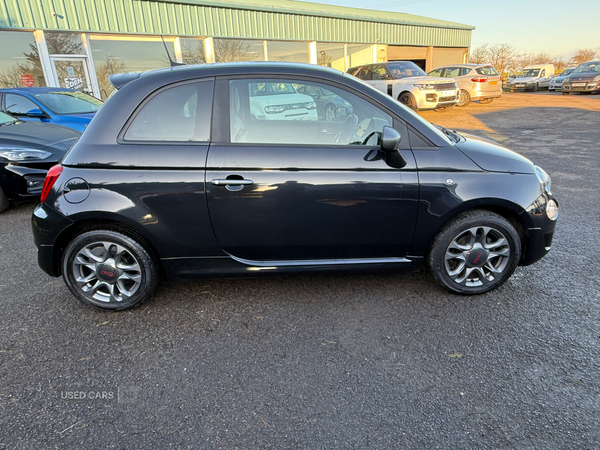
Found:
<box><xmin>428</xmin><ymin>211</ymin><xmax>521</xmax><ymax>295</ymax></box>
<box><xmin>434</xmin><ymin>106</ymin><xmax>453</xmax><ymax>112</ymax></box>
<box><xmin>562</xmin><ymin>91</ymin><xmax>569</xmax><ymax>95</ymax></box>
<box><xmin>62</xmin><ymin>230</ymin><xmax>159</xmax><ymax>310</ymax></box>
<box><xmin>531</xmin><ymin>83</ymin><xmax>538</xmax><ymax>92</ymax></box>
<box><xmin>457</xmin><ymin>89</ymin><xmax>471</xmax><ymax>107</ymax></box>
<box><xmin>398</xmin><ymin>92</ymin><xmax>418</xmax><ymax>111</ymax></box>
<box><xmin>0</xmin><ymin>187</ymin><xmax>9</xmax><ymax>213</ymax></box>
<box><xmin>479</xmin><ymin>98</ymin><xmax>494</xmax><ymax>104</ymax></box>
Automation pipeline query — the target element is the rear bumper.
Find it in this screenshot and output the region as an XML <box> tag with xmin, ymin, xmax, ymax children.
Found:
<box><xmin>32</xmin><ymin>203</ymin><xmax>73</xmax><ymax>277</ymax></box>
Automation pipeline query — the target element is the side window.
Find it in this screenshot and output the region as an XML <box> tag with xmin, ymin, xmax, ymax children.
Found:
<box><xmin>229</xmin><ymin>78</ymin><xmax>393</xmax><ymax>146</ymax></box>
<box><xmin>540</xmin><ymin>69</ymin><xmax>546</xmax><ymax>77</ymax></box>
<box><xmin>460</xmin><ymin>68</ymin><xmax>471</xmax><ymax>76</ymax></box>
<box><xmin>5</xmin><ymin>94</ymin><xmax>38</xmax><ymax>115</ymax></box>
<box><xmin>428</xmin><ymin>69</ymin><xmax>442</xmax><ymax>77</ymax></box>
<box><xmin>371</xmin><ymin>65</ymin><xmax>391</xmax><ymax>80</ymax></box>
<box><xmin>124</xmin><ymin>81</ymin><xmax>213</xmax><ymax>142</ymax></box>
<box><xmin>355</xmin><ymin>68</ymin><xmax>373</xmax><ymax>80</ymax></box>
<box><xmin>444</xmin><ymin>67</ymin><xmax>461</xmax><ymax>78</ymax></box>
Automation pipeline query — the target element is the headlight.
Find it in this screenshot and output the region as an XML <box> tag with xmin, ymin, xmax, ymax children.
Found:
<box><xmin>592</xmin><ymin>75</ymin><xmax>600</xmax><ymax>82</ymax></box>
<box><xmin>413</xmin><ymin>84</ymin><xmax>436</xmax><ymax>90</ymax></box>
<box><xmin>563</xmin><ymin>77</ymin><xmax>570</xmax><ymax>84</ymax></box>
<box><xmin>534</xmin><ymin>165</ymin><xmax>551</xmax><ymax>194</ymax></box>
<box><xmin>0</xmin><ymin>148</ymin><xmax>52</xmax><ymax>161</ymax></box>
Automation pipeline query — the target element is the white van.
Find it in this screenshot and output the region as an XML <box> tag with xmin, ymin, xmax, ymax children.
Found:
<box><xmin>507</xmin><ymin>64</ymin><xmax>555</xmax><ymax>92</ymax></box>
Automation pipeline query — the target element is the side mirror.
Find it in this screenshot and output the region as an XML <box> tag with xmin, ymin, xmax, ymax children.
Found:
<box><xmin>381</xmin><ymin>126</ymin><xmax>407</xmax><ymax>169</ymax></box>
<box><xmin>26</xmin><ymin>108</ymin><xmax>45</xmax><ymax>118</ymax></box>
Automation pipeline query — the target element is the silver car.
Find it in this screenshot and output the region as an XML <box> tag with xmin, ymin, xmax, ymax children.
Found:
<box><xmin>428</xmin><ymin>64</ymin><xmax>503</xmax><ymax>107</ymax></box>
<box><xmin>549</xmin><ymin>67</ymin><xmax>576</xmax><ymax>92</ymax></box>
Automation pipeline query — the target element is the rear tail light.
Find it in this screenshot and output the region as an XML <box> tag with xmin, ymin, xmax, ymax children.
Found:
<box><xmin>40</xmin><ymin>164</ymin><xmax>63</xmax><ymax>203</ymax></box>
<box><xmin>471</xmin><ymin>77</ymin><xmax>488</xmax><ymax>83</ymax></box>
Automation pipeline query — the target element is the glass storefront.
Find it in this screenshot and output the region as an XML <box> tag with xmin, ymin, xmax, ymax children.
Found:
<box><xmin>213</xmin><ymin>39</ymin><xmax>265</xmax><ymax>62</ymax></box>
<box><xmin>317</xmin><ymin>43</ymin><xmax>346</xmax><ymax>71</ymax></box>
<box><xmin>267</xmin><ymin>41</ymin><xmax>309</xmax><ymax>63</ymax></box>
<box><xmin>0</xmin><ymin>31</ymin><xmax>46</xmax><ymax>88</ymax></box>
<box><xmin>181</xmin><ymin>38</ymin><xmax>206</xmax><ymax>65</ymax></box>
<box><xmin>347</xmin><ymin>44</ymin><xmax>373</xmax><ymax>69</ymax></box>
<box><xmin>44</xmin><ymin>32</ymin><xmax>85</xmax><ymax>55</ymax></box>
<box><xmin>89</xmin><ymin>36</ymin><xmax>176</xmax><ymax>99</ymax></box>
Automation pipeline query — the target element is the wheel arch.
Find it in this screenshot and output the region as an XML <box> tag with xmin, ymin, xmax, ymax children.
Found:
<box><xmin>51</xmin><ymin>215</ymin><xmax>164</xmax><ymax>278</ymax></box>
<box><xmin>420</xmin><ymin>200</ymin><xmax>530</xmax><ymax>264</ymax></box>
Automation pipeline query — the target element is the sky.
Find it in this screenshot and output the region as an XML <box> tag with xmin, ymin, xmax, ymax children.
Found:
<box><xmin>301</xmin><ymin>0</ymin><xmax>600</xmax><ymax>59</ymax></box>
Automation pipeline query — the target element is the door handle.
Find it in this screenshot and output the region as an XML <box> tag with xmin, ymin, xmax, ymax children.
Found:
<box><xmin>210</xmin><ymin>179</ymin><xmax>253</xmax><ymax>186</ymax></box>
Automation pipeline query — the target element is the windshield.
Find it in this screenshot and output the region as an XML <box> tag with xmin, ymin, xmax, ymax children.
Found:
<box><xmin>574</xmin><ymin>62</ymin><xmax>600</xmax><ymax>73</ymax></box>
<box><xmin>0</xmin><ymin>111</ymin><xmax>17</xmax><ymax>125</ymax></box>
<box><xmin>386</xmin><ymin>62</ymin><xmax>427</xmax><ymax>79</ymax></box>
<box><xmin>561</xmin><ymin>68</ymin><xmax>575</xmax><ymax>77</ymax></box>
<box><xmin>33</xmin><ymin>91</ymin><xmax>103</xmax><ymax>115</ymax></box>
<box><xmin>519</xmin><ymin>69</ymin><xmax>540</xmax><ymax>77</ymax></box>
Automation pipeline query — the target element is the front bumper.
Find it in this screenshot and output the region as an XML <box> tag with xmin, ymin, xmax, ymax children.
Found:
<box><xmin>1</xmin><ymin>164</ymin><xmax>51</xmax><ymax>200</ymax></box>
<box><xmin>415</xmin><ymin>89</ymin><xmax>459</xmax><ymax>110</ymax></box>
<box><xmin>562</xmin><ymin>82</ymin><xmax>599</xmax><ymax>92</ymax></box>
<box><xmin>520</xmin><ymin>194</ymin><xmax>558</xmax><ymax>266</ymax></box>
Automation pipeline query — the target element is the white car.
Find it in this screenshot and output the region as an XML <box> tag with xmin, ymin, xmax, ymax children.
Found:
<box><xmin>249</xmin><ymin>82</ymin><xmax>318</xmax><ymax>121</ymax></box>
<box><xmin>507</xmin><ymin>64</ymin><xmax>555</xmax><ymax>92</ymax></box>
<box><xmin>347</xmin><ymin>61</ymin><xmax>459</xmax><ymax>111</ymax></box>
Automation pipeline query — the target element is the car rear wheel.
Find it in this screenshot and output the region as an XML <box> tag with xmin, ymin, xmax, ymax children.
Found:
<box><xmin>0</xmin><ymin>187</ymin><xmax>9</xmax><ymax>213</ymax></box>
<box><xmin>457</xmin><ymin>90</ymin><xmax>471</xmax><ymax>107</ymax></box>
<box><xmin>428</xmin><ymin>211</ymin><xmax>521</xmax><ymax>295</ymax></box>
<box><xmin>62</xmin><ymin>230</ymin><xmax>159</xmax><ymax>310</ymax></box>
<box><xmin>479</xmin><ymin>98</ymin><xmax>494</xmax><ymax>104</ymax></box>
<box><xmin>398</xmin><ymin>92</ymin><xmax>418</xmax><ymax>111</ymax></box>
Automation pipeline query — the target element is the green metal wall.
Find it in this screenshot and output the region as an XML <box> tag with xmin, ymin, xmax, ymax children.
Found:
<box><xmin>0</xmin><ymin>0</ymin><xmax>472</xmax><ymax>47</ymax></box>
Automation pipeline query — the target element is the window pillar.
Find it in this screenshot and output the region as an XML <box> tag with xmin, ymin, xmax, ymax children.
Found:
<box><xmin>33</xmin><ymin>30</ymin><xmax>55</xmax><ymax>87</ymax></box>
<box><xmin>203</xmin><ymin>37</ymin><xmax>215</xmax><ymax>63</ymax></box>
<box><xmin>308</xmin><ymin>41</ymin><xmax>317</xmax><ymax>65</ymax></box>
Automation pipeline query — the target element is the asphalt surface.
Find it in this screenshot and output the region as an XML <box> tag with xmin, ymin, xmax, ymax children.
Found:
<box><xmin>1</xmin><ymin>92</ymin><xmax>599</xmax><ymax>449</ymax></box>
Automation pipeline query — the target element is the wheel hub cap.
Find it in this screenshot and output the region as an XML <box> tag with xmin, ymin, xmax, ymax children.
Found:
<box><xmin>465</xmin><ymin>244</ymin><xmax>489</xmax><ymax>268</ymax></box>
<box><xmin>96</xmin><ymin>260</ymin><xmax>119</xmax><ymax>283</ymax></box>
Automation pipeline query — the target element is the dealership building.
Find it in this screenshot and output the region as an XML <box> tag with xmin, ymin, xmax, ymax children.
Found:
<box><xmin>0</xmin><ymin>0</ymin><xmax>474</xmax><ymax>99</ymax></box>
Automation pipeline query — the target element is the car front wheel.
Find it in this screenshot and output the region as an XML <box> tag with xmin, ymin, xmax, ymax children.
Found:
<box><xmin>428</xmin><ymin>211</ymin><xmax>521</xmax><ymax>295</ymax></box>
<box><xmin>62</xmin><ymin>230</ymin><xmax>159</xmax><ymax>310</ymax></box>
<box><xmin>398</xmin><ymin>92</ymin><xmax>418</xmax><ymax>111</ymax></box>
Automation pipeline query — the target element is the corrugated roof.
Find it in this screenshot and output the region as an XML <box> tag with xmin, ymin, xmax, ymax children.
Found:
<box><xmin>156</xmin><ymin>0</ymin><xmax>475</xmax><ymax>30</ymax></box>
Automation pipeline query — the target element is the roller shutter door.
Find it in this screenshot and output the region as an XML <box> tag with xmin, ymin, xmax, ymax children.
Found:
<box><xmin>387</xmin><ymin>46</ymin><xmax>428</xmax><ymax>60</ymax></box>
<box><xmin>432</xmin><ymin>47</ymin><xmax>467</xmax><ymax>68</ymax></box>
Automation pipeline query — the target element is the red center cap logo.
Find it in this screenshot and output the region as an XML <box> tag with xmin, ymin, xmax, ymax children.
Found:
<box><xmin>98</xmin><ymin>264</ymin><xmax>117</xmax><ymax>281</ymax></box>
<box><xmin>468</xmin><ymin>250</ymin><xmax>487</xmax><ymax>266</ymax></box>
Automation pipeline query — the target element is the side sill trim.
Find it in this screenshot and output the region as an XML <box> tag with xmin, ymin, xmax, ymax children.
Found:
<box><xmin>228</xmin><ymin>254</ymin><xmax>411</xmax><ymax>267</ymax></box>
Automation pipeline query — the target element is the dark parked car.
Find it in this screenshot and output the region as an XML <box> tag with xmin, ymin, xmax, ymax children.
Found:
<box><xmin>561</xmin><ymin>60</ymin><xmax>600</xmax><ymax>94</ymax></box>
<box><xmin>0</xmin><ymin>87</ymin><xmax>102</xmax><ymax>132</ymax></box>
<box><xmin>0</xmin><ymin>111</ymin><xmax>80</xmax><ymax>212</ymax></box>
<box><xmin>32</xmin><ymin>62</ymin><xmax>558</xmax><ymax>310</ymax></box>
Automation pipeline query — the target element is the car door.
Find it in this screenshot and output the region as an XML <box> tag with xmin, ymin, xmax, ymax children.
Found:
<box><xmin>205</xmin><ymin>76</ymin><xmax>419</xmax><ymax>262</ymax></box>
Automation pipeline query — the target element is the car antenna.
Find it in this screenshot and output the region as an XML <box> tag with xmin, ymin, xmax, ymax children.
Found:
<box><xmin>161</xmin><ymin>36</ymin><xmax>186</xmax><ymax>67</ymax></box>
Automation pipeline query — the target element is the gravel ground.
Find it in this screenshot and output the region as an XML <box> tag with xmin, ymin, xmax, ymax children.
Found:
<box><xmin>1</xmin><ymin>92</ymin><xmax>599</xmax><ymax>449</ymax></box>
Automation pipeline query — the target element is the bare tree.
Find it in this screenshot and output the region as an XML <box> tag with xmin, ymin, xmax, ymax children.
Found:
<box><xmin>570</xmin><ymin>48</ymin><xmax>599</xmax><ymax>66</ymax></box>
<box><xmin>95</xmin><ymin>56</ymin><xmax>127</xmax><ymax>100</ymax></box>
<box><xmin>487</xmin><ymin>44</ymin><xmax>517</xmax><ymax>76</ymax></box>
<box><xmin>214</xmin><ymin>39</ymin><xmax>253</xmax><ymax>63</ymax></box>
<box><xmin>549</xmin><ymin>57</ymin><xmax>569</xmax><ymax>72</ymax></box>
<box><xmin>181</xmin><ymin>41</ymin><xmax>206</xmax><ymax>65</ymax></box>
<box><xmin>468</xmin><ymin>44</ymin><xmax>490</xmax><ymax>64</ymax></box>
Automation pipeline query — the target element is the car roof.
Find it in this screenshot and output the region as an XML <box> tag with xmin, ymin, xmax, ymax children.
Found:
<box><xmin>431</xmin><ymin>64</ymin><xmax>493</xmax><ymax>69</ymax></box>
<box><xmin>0</xmin><ymin>87</ymin><xmax>79</xmax><ymax>94</ymax></box>
<box><xmin>110</xmin><ymin>62</ymin><xmax>346</xmax><ymax>89</ymax></box>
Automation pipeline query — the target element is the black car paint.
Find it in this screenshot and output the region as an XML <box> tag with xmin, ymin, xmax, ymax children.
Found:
<box><xmin>32</xmin><ymin>62</ymin><xmax>556</xmax><ymax>280</ymax></box>
<box><xmin>0</xmin><ymin>120</ymin><xmax>80</xmax><ymax>202</ymax></box>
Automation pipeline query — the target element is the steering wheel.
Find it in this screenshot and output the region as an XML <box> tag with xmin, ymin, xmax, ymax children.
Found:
<box><xmin>333</xmin><ymin>114</ymin><xmax>358</xmax><ymax>144</ymax></box>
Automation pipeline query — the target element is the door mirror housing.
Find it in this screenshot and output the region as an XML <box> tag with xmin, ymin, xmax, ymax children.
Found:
<box><xmin>26</xmin><ymin>108</ymin><xmax>45</xmax><ymax>118</ymax></box>
<box><xmin>381</xmin><ymin>126</ymin><xmax>407</xmax><ymax>168</ymax></box>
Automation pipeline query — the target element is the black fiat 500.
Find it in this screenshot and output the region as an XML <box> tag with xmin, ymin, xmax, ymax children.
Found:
<box><xmin>32</xmin><ymin>62</ymin><xmax>558</xmax><ymax>310</ymax></box>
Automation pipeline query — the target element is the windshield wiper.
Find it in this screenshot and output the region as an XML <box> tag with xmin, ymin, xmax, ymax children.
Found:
<box><xmin>436</xmin><ymin>125</ymin><xmax>461</xmax><ymax>143</ymax></box>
